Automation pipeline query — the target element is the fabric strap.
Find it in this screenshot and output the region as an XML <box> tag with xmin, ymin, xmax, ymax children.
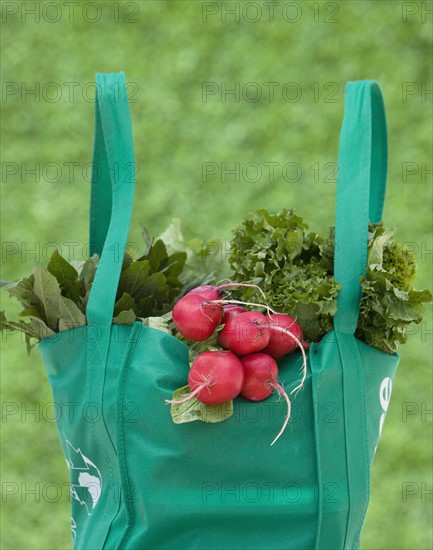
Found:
<box><xmin>86</xmin><ymin>72</ymin><xmax>136</xmax><ymax>329</ymax></box>
<box><xmin>83</xmin><ymin>74</ymin><xmax>136</xmax><ymax>536</ymax></box>
<box><xmin>333</xmin><ymin>81</ymin><xmax>388</xmax><ymax>334</ymax></box>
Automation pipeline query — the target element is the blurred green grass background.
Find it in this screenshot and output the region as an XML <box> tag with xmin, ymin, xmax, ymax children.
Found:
<box><xmin>1</xmin><ymin>1</ymin><xmax>432</xmax><ymax>548</ymax></box>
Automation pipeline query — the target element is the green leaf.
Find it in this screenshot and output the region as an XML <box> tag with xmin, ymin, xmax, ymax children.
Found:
<box><xmin>137</xmin><ymin>239</ymin><xmax>168</xmax><ymax>270</ymax></box>
<box><xmin>141</xmin><ymin>272</ymin><xmax>168</xmax><ymax>303</ymax></box>
<box><xmin>47</xmin><ymin>249</ymin><xmax>83</xmax><ymax>303</ymax></box>
<box><xmin>157</xmin><ymin>218</ymin><xmax>184</xmax><ymax>254</ymax></box>
<box><xmin>163</xmin><ymin>252</ymin><xmax>187</xmax><ymax>277</ymax></box>
<box><xmin>112</xmin><ymin>309</ymin><xmax>136</xmax><ymax>325</ymax></box>
<box><xmin>32</xmin><ymin>266</ymin><xmax>61</xmax><ymax>330</ymax></box>
<box><xmin>141</xmin><ymin>316</ymin><xmax>172</xmax><ymax>335</ymax></box>
<box><xmin>58</xmin><ymin>296</ymin><xmax>86</xmax><ymax>331</ymax></box>
<box><xmin>47</xmin><ymin>249</ymin><xmax>78</xmax><ymax>285</ymax></box>
<box><xmin>69</xmin><ymin>259</ymin><xmax>85</xmax><ymax>273</ymax></box>
<box><xmin>0</xmin><ymin>310</ymin><xmax>36</xmax><ymax>339</ymax></box>
<box><xmin>29</xmin><ymin>317</ymin><xmax>55</xmax><ymax>339</ymax></box>
<box><xmin>1</xmin><ymin>309</ymin><xmax>54</xmax><ymax>341</ymax></box>
<box><xmin>122</xmin><ymin>253</ymin><xmax>134</xmax><ymax>269</ymax></box>
<box><xmin>408</xmin><ymin>288</ymin><xmax>432</xmax><ymax>302</ymax></box>
<box><xmin>5</xmin><ymin>276</ymin><xmax>36</xmax><ymax>309</ymax></box>
<box><xmin>141</xmin><ymin>224</ymin><xmax>152</xmax><ymax>249</ymax></box>
<box><xmin>367</xmin><ymin>227</ymin><xmax>395</xmax><ymax>269</ymax></box>
<box><xmin>113</xmin><ymin>292</ymin><xmax>137</xmax><ymax>317</ymax></box>
<box><xmin>19</xmin><ymin>307</ymin><xmax>41</xmax><ymax>318</ymax></box>
<box><xmin>147</xmin><ymin>239</ymin><xmax>168</xmax><ymax>272</ymax></box>
<box><xmin>118</xmin><ymin>261</ymin><xmax>151</xmax><ymax>300</ymax></box>
<box><xmin>80</xmin><ymin>254</ymin><xmax>99</xmax><ymax>288</ymax></box>
<box><xmin>158</xmin><ymin>219</ymin><xmax>229</xmax><ymax>284</ymax></box>
<box><xmin>136</xmin><ymin>296</ymin><xmax>154</xmax><ymax>317</ymax></box>
<box><xmin>169</xmin><ymin>385</ymin><xmax>234</xmax><ymax>424</ymax></box>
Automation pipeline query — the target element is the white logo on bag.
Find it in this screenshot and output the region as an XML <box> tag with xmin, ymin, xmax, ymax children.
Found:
<box><xmin>379</xmin><ymin>377</ymin><xmax>392</xmax><ymax>436</ymax></box>
<box><xmin>375</xmin><ymin>377</ymin><xmax>393</xmax><ymax>456</ymax></box>
<box><xmin>71</xmin><ymin>517</ymin><xmax>77</xmax><ymax>543</ymax></box>
<box><xmin>65</xmin><ymin>440</ymin><xmax>102</xmax><ymax>517</ymax></box>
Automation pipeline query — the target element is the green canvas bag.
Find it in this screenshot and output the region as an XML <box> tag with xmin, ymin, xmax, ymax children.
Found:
<box><xmin>39</xmin><ymin>73</ymin><xmax>399</xmax><ymax>549</ymax></box>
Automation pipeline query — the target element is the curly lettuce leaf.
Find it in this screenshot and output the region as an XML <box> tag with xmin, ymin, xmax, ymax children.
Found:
<box><xmin>356</xmin><ymin>225</ymin><xmax>432</xmax><ymax>354</ymax></box>
<box><xmin>228</xmin><ymin>210</ymin><xmax>431</xmax><ymax>353</ymax></box>
<box><xmin>229</xmin><ymin>209</ymin><xmax>338</xmax><ymax>342</ymax></box>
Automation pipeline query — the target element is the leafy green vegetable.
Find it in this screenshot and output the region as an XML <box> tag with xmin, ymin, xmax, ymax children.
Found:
<box><xmin>169</xmin><ymin>385</ymin><xmax>234</xmax><ymax>424</ymax></box>
<box><xmin>47</xmin><ymin>249</ymin><xmax>83</xmax><ymax>304</ymax></box>
<box><xmin>1</xmin><ymin>228</ymin><xmax>189</xmax><ymax>348</ymax></box>
<box><xmin>157</xmin><ymin>218</ymin><xmax>230</xmax><ymax>291</ymax></box>
<box><xmin>32</xmin><ymin>266</ymin><xmax>61</xmax><ymax>330</ymax></box>
<box><xmin>3</xmin><ymin>276</ymin><xmax>38</xmax><ymax>312</ymax></box>
<box><xmin>356</xmin><ymin>225</ymin><xmax>432</xmax><ymax>354</ymax></box>
<box><xmin>1</xmin><ymin>215</ymin><xmax>430</xmax><ymax>357</ymax></box>
<box><xmin>229</xmin><ymin>209</ymin><xmax>431</xmax><ymax>353</ymax></box>
<box><xmin>118</xmin><ymin>261</ymin><xmax>151</xmax><ymax>300</ymax></box>
<box><xmin>141</xmin><ymin>315</ymin><xmax>172</xmax><ymax>335</ymax></box>
<box><xmin>229</xmin><ymin>209</ymin><xmax>339</xmax><ymax>342</ymax></box>
<box><xmin>114</xmin><ymin>292</ymin><xmax>137</xmax><ymax>317</ymax></box>
<box><xmin>79</xmin><ymin>254</ymin><xmax>99</xmax><ymax>288</ymax></box>
<box><xmin>119</xmin><ymin>237</ymin><xmax>187</xmax><ymax>316</ymax></box>
<box><xmin>0</xmin><ymin>310</ymin><xmax>36</xmax><ymax>339</ymax></box>
<box><xmin>0</xmin><ymin>310</ymin><xmax>47</xmax><ymax>354</ymax></box>
<box><xmin>58</xmin><ymin>296</ymin><xmax>86</xmax><ymax>332</ymax></box>
<box><xmin>29</xmin><ymin>317</ymin><xmax>56</xmax><ymax>339</ymax></box>
<box><xmin>112</xmin><ymin>309</ymin><xmax>136</xmax><ymax>325</ymax></box>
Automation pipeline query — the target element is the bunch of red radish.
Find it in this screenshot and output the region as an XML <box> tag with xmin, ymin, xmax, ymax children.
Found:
<box><xmin>168</xmin><ymin>284</ymin><xmax>308</xmax><ymax>445</ymax></box>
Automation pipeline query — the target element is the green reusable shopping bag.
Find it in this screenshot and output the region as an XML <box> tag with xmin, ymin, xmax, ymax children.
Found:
<box><xmin>39</xmin><ymin>73</ymin><xmax>399</xmax><ymax>550</ymax></box>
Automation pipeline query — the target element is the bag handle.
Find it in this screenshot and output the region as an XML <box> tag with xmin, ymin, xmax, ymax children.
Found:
<box><xmin>333</xmin><ymin>81</ymin><xmax>388</xmax><ymax>334</ymax></box>
<box><xmin>86</xmin><ymin>72</ymin><xmax>135</xmax><ymax>328</ymax></box>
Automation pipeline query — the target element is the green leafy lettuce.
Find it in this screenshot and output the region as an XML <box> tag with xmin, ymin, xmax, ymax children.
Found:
<box><xmin>229</xmin><ymin>209</ymin><xmax>431</xmax><ymax>354</ymax></box>
<box><xmin>229</xmin><ymin>209</ymin><xmax>340</xmax><ymax>342</ymax></box>
<box><xmin>356</xmin><ymin>225</ymin><xmax>432</xmax><ymax>354</ymax></box>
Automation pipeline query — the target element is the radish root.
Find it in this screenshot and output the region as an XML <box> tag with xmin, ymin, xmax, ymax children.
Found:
<box><xmin>216</xmin><ymin>282</ymin><xmax>268</xmax><ymax>303</ymax></box>
<box><xmin>273</xmin><ymin>326</ymin><xmax>307</xmax><ymax>396</ymax></box>
<box><xmin>269</xmin><ymin>380</ymin><xmax>292</xmax><ymax>446</ymax></box>
<box><xmin>209</xmin><ymin>298</ymin><xmax>278</xmax><ymax>317</ymax></box>
<box><xmin>165</xmin><ymin>380</ymin><xmax>209</xmax><ymax>405</ymax></box>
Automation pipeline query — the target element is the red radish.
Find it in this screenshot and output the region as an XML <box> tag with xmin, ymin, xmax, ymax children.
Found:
<box><xmin>240</xmin><ymin>353</ymin><xmax>278</xmax><ymax>401</ymax></box>
<box><xmin>189</xmin><ymin>285</ymin><xmax>220</xmax><ymax>301</ymax></box>
<box><xmin>263</xmin><ymin>314</ymin><xmax>303</xmax><ymax>359</ymax></box>
<box><xmin>166</xmin><ymin>351</ymin><xmax>244</xmax><ymax>406</ymax></box>
<box><xmin>239</xmin><ymin>353</ymin><xmax>291</xmax><ymax>446</ymax></box>
<box><xmin>222</xmin><ymin>305</ymin><xmax>246</xmax><ymax>324</ymax></box>
<box><xmin>218</xmin><ymin>311</ymin><xmax>270</xmax><ymax>355</ymax></box>
<box><xmin>173</xmin><ymin>293</ymin><xmax>222</xmax><ymax>341</ymax></box>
